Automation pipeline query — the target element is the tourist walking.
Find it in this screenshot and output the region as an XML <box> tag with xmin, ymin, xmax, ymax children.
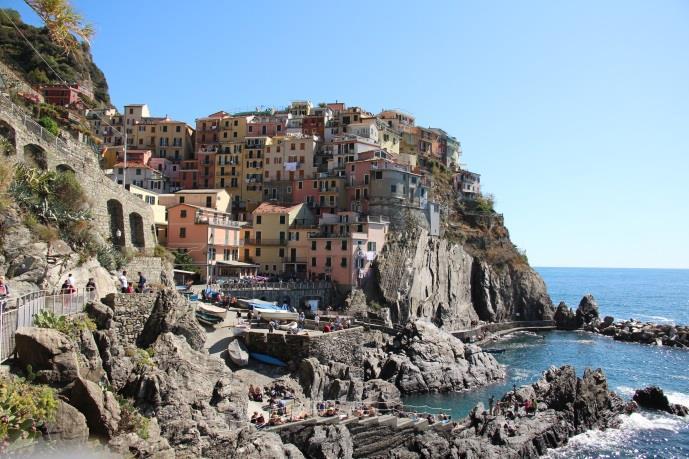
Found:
<box><xmin>85</xmin><ymin>278</ymin><xmax>98</xmax><ymax>301</ymax></box>
<box><xmin>67</xmin><ymin>273</ymin><xmax>76</xmax><ymax>288</ymax></box>
<box><xmin>137</xmin><ymin>271</ymin><xmax>147</xmax><ymax>293</ymax></box>
<box><xmin>119</xmin><ymin>271</ymin><xmax>128</xmax><ymax>293</ymax></box>
<box><xmin>0</xmin><ymin>276</ymin><xmax>10</xmax><ymax>310</ymax></box>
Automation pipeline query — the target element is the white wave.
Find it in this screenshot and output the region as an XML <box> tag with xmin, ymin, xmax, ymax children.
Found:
<box><xmin>547</xmin><ymin>412</ymin><xmax>685</xmax><ymax>458</ymax></box>
<box><xmin>615</xmin><ymin>385</ymin><xmax>635</xmax><ymax>397</ymax></box>
<box><xmin>510</xmin><ymin>368</ymin><xmax>533</xmax><ymax>380</ymax></box>
<box><xmin>629</xmin><ymin>314</ymin><xmax>675</xmax><ymax>325</ymax></box>
<box><xmin>666</xmin><ymin>391</ymin><xmax>689</xmax><ymax>408</ymax></box>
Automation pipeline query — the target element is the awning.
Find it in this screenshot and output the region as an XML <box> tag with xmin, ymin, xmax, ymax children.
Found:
<box><xmin>216</xmin><ymin>260</ymin><xmax>260</xmax><ymax>268</ymax></box>
<box><xmin>173</xmin><ymin>269</ymin><xmax>196</xmax><ymax>274</ymax></box>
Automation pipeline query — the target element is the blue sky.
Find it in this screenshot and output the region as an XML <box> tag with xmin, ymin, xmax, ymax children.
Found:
<box><xmin>7</xmin><ymin>0</ymin><xmax>689</xmax><ymax>269</ymax></box>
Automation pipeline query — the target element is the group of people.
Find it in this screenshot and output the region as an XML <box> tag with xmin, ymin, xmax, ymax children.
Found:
<box><xmin>321</xmin><ymin>315</ymin><xmax>353</xmax><ymax>333</ymax></box>
<box><xmin>118</xmin><ymin>270</ymin><xmax>149</xmax><ymax>294</ymax></box>
<box><xmin>248</xmin><ymin>384</ymin><xmax>294</xmax><ymax>403</ymax></box>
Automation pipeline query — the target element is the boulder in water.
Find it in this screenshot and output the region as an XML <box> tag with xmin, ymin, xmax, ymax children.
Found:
<box><xmin>633</xmin><ymin>386</ymin><xmax>689</xmax><ymax>416</ymax></box>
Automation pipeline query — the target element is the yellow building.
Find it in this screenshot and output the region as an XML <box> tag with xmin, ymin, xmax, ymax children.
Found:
<box><xmin>128</xmin><ymin>118</ymin><xmax>195</xmax><ymax>163</ymax></box>
<box><xmin>242</xmin><ymin>136</ymin><xmax>270</xmax><ymax>211</ymax></box>
<box><xmin>264</xmin><ymin>134</ymin><xmax>318</xmax><ymax>182</ymax></box>
<box><xmin>127</xmin><ymin>184</ymin><xmax>167</xmax><ymax>243</ymax></box>
<box><xmin>241</xmin><ymin>202</ymin><xmax>315</xmax><ymax>275</ymax></box>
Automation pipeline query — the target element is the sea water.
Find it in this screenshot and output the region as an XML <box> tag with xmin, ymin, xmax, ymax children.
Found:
<box><xmin>404</xmin><ymin>267</ymin><xmax>689</xmax><ymax>458</ymax></box>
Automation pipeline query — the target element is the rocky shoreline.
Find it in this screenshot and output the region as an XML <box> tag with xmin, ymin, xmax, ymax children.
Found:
<box><xmin>5</xmin><ymin>289</ymin><xmax>689</xmax><ymax>458</ymax></box>
<box><xmin>554</xmin><ymin>294</ymin><xmax>689</xmax><ymax>348</ymax></box>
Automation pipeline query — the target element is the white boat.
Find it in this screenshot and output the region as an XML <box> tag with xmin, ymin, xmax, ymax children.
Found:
<box><xmin>277</xmin><ymin>321</ymin><xmax>298</xmax><ymax>331</ymax></box>
<box><xmin>227</xmin><ymin>339</ymin><xmax>249</xmax><ymax>366</ymax></box>
<box><xmin>197</xmin><ymin>303</ymin><xmax>228</xmax><ymax>319</ymax></box>
<box><xmin>237</xmin><ymin>298</ymin><xmax>279</xmax><ymax>309</ymax></box>
<box><xmin>254</xmin><ymin>308</ymin><xmax>299</xmax><ymax>322</ymax></box>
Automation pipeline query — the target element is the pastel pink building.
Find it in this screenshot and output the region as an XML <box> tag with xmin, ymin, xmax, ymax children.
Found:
<box><xmin>290</xmin><ymin>177</ymin><xmax>347</xmax><ymax>215</ymax></box>
<box><xmin>307</xmin><ymin>211</ymin><xmax>389</xmax><ymax>288</ymax></box>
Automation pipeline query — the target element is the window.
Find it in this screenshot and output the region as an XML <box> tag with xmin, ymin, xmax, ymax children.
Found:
<box><xmin>325</xmin><ymin>257</ymin><xmax>331</xmax><ymax>267</ymax></box>
<box><xmin>248</xmin><ymin>126</ymin><xmax>253</xmax><ymax>133</ymax></box>
<box><xmin>256</xmin><ymin>216</ymin><xmax>262</xmax><ymax>224</ymax></box>
<box><xmin>313</xmin><ymin>181</ymin><xmax>318</xmax><ymax>189</ymax></box>
<box><xmin>290</xmin><ymin>143</ymin><xmax>296</xmax><ymax>151</ymax></box>
<box><xmin>391</xmin><ymin>184</ymin><xmax>397</xmax><ymax>193</ymax></box>
<box><xmin>279</xmin><ymin>215</ymin><xmax>286</xmax><ymax>224</ymax></box>
<box><xmin>341</xmin><ymin>240</ymin><xmax>347</xmax><ymax>250</ymax></box>
<box><xmin>256</xmin><ymin>248</ymin><xmax>261</xmax><ymax>256</ymax></box>
<box><xmin>136</xmin><ymin>168</ymin><xmax>142</xmax><ymax>175</ymax></box>
<box><xmin>364</xmin><ymin>175</ymin><xmax>369</xmax><ymax>185</ymax></box>
<box><xmin>298</xmin><ymin>181</ymin><xmax>303</xmax><ymax>190</ymax></box>
<box><xmin>279</xmin><ymin>231</ymin><xmax>286</xmax><ymax>241</ymax></box>
<box><xmin>279</xmin><ymin>248</ymin><xmax>285</xmax><ymax>258</ymax></box>
<box><xmin>180</xmin><ymin>210</ymin><xmax>187</xmax><ymax>218</ymax></box>
<box><xmin>341</xmin><ymin>257</ymin><xmax>347</xmax><ymax>267</ymax></box>
<box><xmin>179</xmin><ymin>196</ymin><xmax>185</xmax><ymax>203</ymax></box>
<box><xmin>300</xmin><ymin>143</ymin><xmax>305</xmax><ymax>150</ymax></box>
<box><xmin>244</xmin><ymin>249</ymin><xmax>249</xmax><ymax>259</ymax></box>
<box><xmin>179</xmin><ymin>227</ymin><xmax>186</xmax><ymax>238</ymax></box>
<box><xmin>311</xmin><ymin>257</ymin><xmax>316</xmax><ymax>267</ymax></box>
<box><xmin>234</xmin><ymin>120</ymin><xmax>238</xmax><ymax>126</ymax></box>
<box><xmin>118</xmin><ymin>168</ymin><xmax>123</xmax><ymax>174</ymax></box>
<box><xmin>367</xmin><ymin>241</ymin><xmax>377</xmax><ymax>251</ymax></box>
<box><xmin>375</xmin><ymin>171</ymin><xmax>383</xmax><ymax>179</ymax></box>
<box><xmin>163</xmin><ymin>126</ymin><xmax>168</xmax><ymax>133</ymax></box>
<box><xmin>325</xmin><ymin>241</ymin><xmax>332</xmax><ymax>251</ymax></box>
<box><xmin>311</xmin><ymin>241</ymin><xmax>316</xmax><ymax>250</ymax></box>
<box><xmin>176</xmin><ymin>126</ymin><xmax>181</xmax><ymax>132</ymax></box>
<box><xmin>206</xmin><ymin>196</ymin><xmax>212</xmax><ymax>207</ymax></box>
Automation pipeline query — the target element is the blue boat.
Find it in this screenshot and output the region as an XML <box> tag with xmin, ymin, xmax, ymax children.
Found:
<box><xmin>250</xmin><ymin>352</ymin><xmax>287</xmax><ymax>367</ymax></box>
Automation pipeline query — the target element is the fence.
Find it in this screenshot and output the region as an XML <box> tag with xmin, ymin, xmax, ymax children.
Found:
<box><xmin>0</xmin><ymin>288</ymin><xmax>94</xmax><ymax>363</ymax></box>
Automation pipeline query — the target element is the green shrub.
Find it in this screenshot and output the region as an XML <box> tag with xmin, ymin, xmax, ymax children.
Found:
<box><xmin>33</xmin><ymin>310</ymin><xmax>96</xmax><ymax>339</ymax></box>
<box><xmin>125</xmin><ymin>347</ymin><xmax>155</xmax><ymax>371</ymax></box>
<box><xmin>0</xmin><ymin>377</ymin><xmax>58</xmax><ymax>452</ymax></box>
<box><xmin>116</xmin><ymin>396</ymin><xmax>150</xmax><ymax>440</ymax></box>
<box><xmin>38</xmin><ymin>116</ymin><xmax>59</xmax><ymax>136</ymax></box>
<box><xmin>474</xmin><ymin>195</ymin><xmax>495</xmax><ymax>213</ymax></box>
<box><xmin>153</xmin><ymin>245</ymin><xmax>175</xmax><ymax>263</ymax></box>
<box><xmin>174</xmin><ymin>250</ymin><xmax>200</xmax><ymax>274</ymax></box>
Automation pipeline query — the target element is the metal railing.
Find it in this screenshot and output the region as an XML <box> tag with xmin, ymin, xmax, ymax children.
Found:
<box><xmin>0</xmin><ymin>288</ymin><xmax>95</xmax><ymax>363</ymax></box>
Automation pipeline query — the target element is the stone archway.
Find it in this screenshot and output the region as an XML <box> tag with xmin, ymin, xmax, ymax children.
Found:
<box><xmin>107</xmin><ymin>199</ymin><xmax>125</xmax><ymax>247</ymax></box>
<box><xmin>129</xmin><ymin>212</ymin><xmax>145</xmax><ymax>248</ymax></box>
<box><xmin>56</xmin><ymin>164</ymin><xmax>76</xmax><ymax>174</ymax></box>
<box><xmin>24</xmin><ymin>143</ymin><xmax>48</xmax><ymax>169</ymax></box>
<box><xmin>0</xmin><ymin>119</ymin><xmax>16</xmax><ymax>156</ymax></box>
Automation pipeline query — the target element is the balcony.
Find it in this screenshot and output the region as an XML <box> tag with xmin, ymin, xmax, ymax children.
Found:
<box><xmin>243</xmin><ymin>238</ymin><xmax>288</xmax><ymax>246</ymax></box>
<box><xmin>195</xmin><ymin>214</ymin><xmax>243</xmax><ymax>229</ymax></box>
<box><xmin>308</xmin><ymin>232</ymin><xmax>351</xmax><ymax>239</ymax></box>
<box><xmin>282</xmin><ymin>257</ymin><xmax>307</xmax><ymax>264</ymax></box>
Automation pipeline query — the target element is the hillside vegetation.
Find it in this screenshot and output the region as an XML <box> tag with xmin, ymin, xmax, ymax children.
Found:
<box><xmin>0</xmin><ymin>8</ymin><xmax>110</xmax><ymax>105</ymax></box>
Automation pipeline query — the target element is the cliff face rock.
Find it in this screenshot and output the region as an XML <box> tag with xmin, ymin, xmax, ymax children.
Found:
<box><xmin>365</xmin><ymin>321</ymin><xmax>504</xmax><ymax>394</ymax></box>
<box><xmin>375</xmin><ymin>229</ymin><xmax>553</xmax><ymax>330</ymax></box>
<box><xmin>554</xmin><ymin>294</ymin><xmax>601</xmax><ymax>330</ymax></box>
<box><xmin>633</xmin><ymin>386</ymin><xmax>689</xmax><ymax>416</ymax></box>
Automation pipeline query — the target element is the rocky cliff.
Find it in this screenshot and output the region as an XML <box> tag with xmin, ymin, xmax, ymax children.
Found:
<box><xmin>372</xmin><ymin>228</ymin><xmax>553</xmax><ymax>330</ymax></box>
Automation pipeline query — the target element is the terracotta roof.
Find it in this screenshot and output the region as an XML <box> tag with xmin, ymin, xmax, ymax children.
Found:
<box><xmin>252</xmin><ymin>202</ymin><xmax>302</xmax><ymax>214</ymax></box>
<box><xmin>112</xmin><ymin>161</ymin><xmax>158</xmax><ymax>172</ymax></box>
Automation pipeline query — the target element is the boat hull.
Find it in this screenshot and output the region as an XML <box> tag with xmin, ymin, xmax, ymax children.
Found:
<box><xmin>227</xmin><ymin>339</ymin><xmax>249</xmax><ymax>366</ymax></box>
<box><xmin>250</xmin><ymin>352</ymin><xmax>287</xmax><ymax>367</ymax></box>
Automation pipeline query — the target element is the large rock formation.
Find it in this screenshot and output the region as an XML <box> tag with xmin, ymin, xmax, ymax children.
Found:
<box><xmin>374</xmin><ymin>229</ymin><xmax>553</xmax><ymax>330</ymax></box>
<box><xmin>365</xmin><ymin>321</ymin><xmax>504</xmax><ymax>394</ymax></box>
<box><xmin>14</xmin><ymin>327</ymin><xmax>82</xmax><ymax>386</ymax></box>
<box><xmin>554</xmin><ymin>294</ymin><xmax>601</xmax><ymax>330</ymax></box>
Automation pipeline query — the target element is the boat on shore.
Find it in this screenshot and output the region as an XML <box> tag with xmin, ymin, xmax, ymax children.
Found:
<box><xmin>197</xmin><ymin>303</ymin><xmax>228</xmax><ymax>319</ymax></box>
<box><xmin>237</xmin><ymin>298</ymin><xmax>280</xmax><ymax>309</ymax></box>
<box><xmin>227</xmin><ymin>339</ymin><xmax>249</xmax><ymax>366</ymax></box>
<box><xmin>195</xmin><ymin>310</ymin><xmax>223</xmax><ymax>326</ymax></box>
<box><xmin>250</xmin><ymin>352</ymin><xmax>287</xmax><ymax>367</ymax></box>
<box><xmin>255</xmin><ymin>309</ymin><xmax>299</xmax><ymax>321</ymax></box>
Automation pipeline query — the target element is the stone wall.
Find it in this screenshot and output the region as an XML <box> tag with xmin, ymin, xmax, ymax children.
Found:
<box><xmin>102</xmin><ymin>293</ymin><xmax>158</xmax><ymax>347</ymax></box>
<box><xmin>123</xmin><ymin>256</ymin><xmax>173</xmax><ymax>287</ymax></box>
<box><xmin>243</xmin><ymin>327</ymin><xmax>364</xmax><ymax>375</ymax></box>
<box><xmin>0</xmin><ymin>93</ymin><xmax>157</xmax><ymax>249</ymax></box>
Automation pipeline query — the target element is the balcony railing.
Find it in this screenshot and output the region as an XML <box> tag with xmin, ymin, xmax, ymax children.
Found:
<box><xmin>195</xmin><ymin>214</ymin><xmax>244</xmax><ymax>229</ymax></box>
<box><xmin>243</xmin><ymin>238</ymin><xmax>288</xmax><ymax>246</ymax></box>
<box><xmin>282</xmin><ymin>257</ymin><xmax>307</xmax><ymax>264</ymax></box>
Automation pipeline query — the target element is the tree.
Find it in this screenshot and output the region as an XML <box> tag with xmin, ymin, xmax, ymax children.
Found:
<box><xmin>23</xmin><ymin>0</ymin><xmax>93</xmax><ymax>53</ymax></box>
<box><xmin>38</xmin><ymin>115</ymin><xmax>59</xmax><ymax>136</ymax></box>
<box><xmin>174</xmin><ymin>250</ymin><xmax>200</xmax><ymax>274</ymax></box>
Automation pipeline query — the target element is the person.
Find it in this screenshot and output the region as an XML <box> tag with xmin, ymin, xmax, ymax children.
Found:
<box><xmin>61</xmin><ymin>279</ymin><xmax>75</xmax><ymax>294</ymax></box>
<box><xmin>126</xmin><ymin>282</ymin><xmax>134</xmax><ymax>294</ymax></box>
<box><xmin>0</xmin><ymin>276</ymin><xmax>11</xmax><ymax>310</ymax></box>
<box><xmin>322</xmin><ymin>322</ymin><xmax>331</xmax><ymax>333</ymax></box>
<box><xmin>119</xmin><ymin>271</ymin><xmax>128</xmax><ymax>293</ymax></box>
<box><xmin>268</xmin><ymin>321</ymin><xmax>276</xmax><ymax>333</ymax></box>
<box><xmin>298</xmin><ymin>311</ymin><xmax>305</xmax><ymax>329</ymax></box>
<box><xmin>314</xmin><ymin>313</ymin><xmax>320</xmax><ymax>328</ymax></box>
<box><xmin>85</xmin><ymin>278</ymin><xmax>97</xmax><ymax>301</ymax></box>
<box><xmin>230</xmin><ymin>296</ymin><xmax>238</xmax><ymax>308</ymax></box>
<box><xmin>489</xmin><ymin>395</ymin><xmax>495</xmax><ymax>416</ymax></box>
<box><xmin>256</xmin><ymin>311</ymin><xmax>262</xmax><ymax>323</ymax></box>
<box><xmin>137</xmin><ymin>272</ymin><xmax>147</xmax><ymax>293</ymax></box>
<box><xmin>255</xmin><ymin>413</ymin><xmax>265</xmax><ymax>426</ymax></box>
<box><xmin>250</xmin><ymin>412</ymin><xmax>258</xmax><ymax>424</ymax></box>
<box><xmin>67</xmin><ymin>273</ymin><xmax>76</xmax><ymax>288</ymax></box>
